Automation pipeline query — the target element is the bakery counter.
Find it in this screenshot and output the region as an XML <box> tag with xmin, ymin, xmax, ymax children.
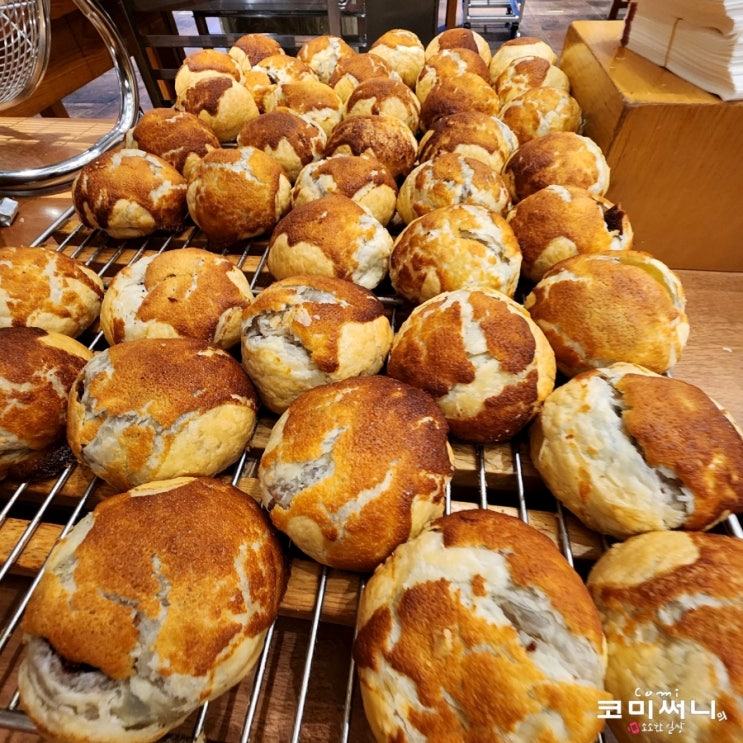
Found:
<box><xmin>0</xmin><ymin>117</ymin><xmax>742</xmax><ymax>743</ymax></box>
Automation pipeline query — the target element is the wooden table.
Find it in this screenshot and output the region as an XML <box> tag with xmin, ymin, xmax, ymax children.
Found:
<box><xmin>0</xmin><ymin>117</ymin><xmax>742</xmax><ymax>743</ymax></box>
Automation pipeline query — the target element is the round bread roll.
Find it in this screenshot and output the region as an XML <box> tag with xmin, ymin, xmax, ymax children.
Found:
<box><xmin>354</xmin><ymin>509</ymin><xmax>609</xmax><ymax>743</ymax></box>
<box><xmin>368</xmin><ymin>28</ymin><xmax>425</xmax><ymax>89</ymax></box>
<box><xmin>324</xmin><ymin>113</ymin><xmax>418</xmax><ymax>179</ymax></box>
<box><xmin>228</xmin><ymin>32</ymin><xmax>284</xmax><ymax>76</ymax></box>
<box><xmin>67</xmin><ymin>337</ymin><xmax>259</xmax><ymax>491</ymax></box>
<box><xmin>0</xmin><ymin>246</ymin><xmax>103</xmax><ymax>337</ymax></box>
<box><xmin>175</xmin><ymin>75</ymin><xmax>260</xmax><ymax>142</ymax></box>
<box><xmin>419</xmin><ymin>72</ymin><xmax>501</xmax><ymax>131</ymax></box>
<box><xmin>417</xmin><ymin>110</ymin><xmax>518</xmax><ymax>173</ymax></box>
<box><xmin>344</xmin><ymin>76</ymin><xmax>421</xmax><ymax>133</ymax></box>
<box><xmin>258</xmin><ymin>375</ymin><xmax>454</xmax><ymax>572</ymax></box>
<box><xmin>173</xmin><ymin>48</ymin><xmax>242</xmax><ymax>96</ymax></box>
<box><xmin>387</xmin><ymin>288</ymin><xmax>556</xmax><ymax>443</ymax></box>
<box><xmin>125</xmin><ymin>107</ymin><xmax>220</xmax><ymax>179</ymax></box>
<box><xmin>0</xmin><ymin>327</ymin><xmax>91</xmax><ymax>480</ymax></box>
<box><xmin>247</xmin><ymin>53</ymin><xmax>318</xmax><ymax>110</ymax></box>
<box><xmin>292</xmin><ymin>153</ymin><xmax>398</xmax><ymax>226</ymax></box>
<box><xmin>415</xmin><ymin>47</ymin><xmax>491</xmax><ymax>105</ymax></box>
<box><xmin>489</xmin><ymin>36</ymin><xmax>558</xmax><ymax>83</ymax></box>
<box><xmin>240</xmin><ymin>274</ymin><xmax>393</xmax><ymax>413</ymax></box>
<box><xmin>19</xmin><ymin>476</ymin><xmax>286</xmax><ymax>743</ymax></box>
<box><xmin>396</xmin><ymin>152</ymin><xmax>511</xmax><ymax>224</ymax></box>
<box><xmin>587</xmin><ymin>530</ymin><xmax>743</xmax><ymax>743</ymax></box>
<box><xmin>262</xmin><ymin>78</ymin><xmax>343</xmax><ymax>137</ymax></box>
<box><xmin>100</xmin><ymin>248</ymin><xmax>253</xmax><ymax>348</ymax></box>
<box><xmin>186</xmin><ymin>146</ymin><xmax>292</xmax><ymax>248</ymax></box>
<box><xmin>499</xmin><ymin>87</ymin><xmax>583</xmax><ymax>144</ymax></box>
<box><xmin>296</xmin><ymin>34</ymin><xmax>356</xmax><ymax>84</ymax></box>
<box><xmin>523</xmin><ymin>250</ymin><xmax>689</xmax><ymax>376</ymax></box>
<box><xmin>530</xmin><ymin>363</ymin><xmax>743</xmax><ymax>539</ymax></box>
<box><xmin>236</xmin><ymin>107</ymin><xmax>326</xmax><ymax>182</ymax></box>
<box><xmin>328</xmin><ymin>52</ymin><xmax>394</xmax><ymax>102</ymax></box>
<box><xmin>267</xmin><ymin>193</ymin><xmax>393</xmax><ymax>289</ymax></box>
<box><xmin>494</xmin><ymin>54</ymin><xmax>571</xmax><ymax>106</ymax></box>
<box><xmin>424</xmin><ymin>27</ymin><xmax>492</xmax><ymax>66</ymax></box>
<box><xmin>507</xmin><ymin>184</ymin><xmax>634</xmax><ymax>282</ymax></box>
<box><xmin>389</xmin><ymin>204</ymin><xmax>521</xmax><ymax>304</ymax></box>
<box><xmin>72</xmin><ymin>149</ymin><xmax>187</xmax><ymax>240</ymax></box>
<box><xmin>503</xmin><ymin>131</ymin><xmax>611</xmax><ymax>201</ymax></box>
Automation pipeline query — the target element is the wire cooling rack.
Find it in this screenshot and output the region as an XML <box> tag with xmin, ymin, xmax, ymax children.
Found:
<box><xmin>0</xmin><ymin>207</ymin><xmax>740</xmax><ymax>742</ymax></box>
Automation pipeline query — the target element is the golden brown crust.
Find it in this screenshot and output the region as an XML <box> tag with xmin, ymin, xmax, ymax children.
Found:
<box><xmin>387</xmin><ymin>289</ymin><xmax>555</xmax><ymax>442</ymax></box>
<box><xmin>424</xmin><ymin>27</ymin><xmax>492</xmax><ymax>65</ymax></box>
<box><xmin>499</xmin><ymin>87</ymin><xmax>582</xmax><ymax>145</ymax></box>
<box><xmin>419</xmin><ymin>72</ymin><xmax>501</xmax><ymax>131</ymax></box>
<box><xmin>0</xmin><ymin>246</ymin><xmax>104</xmax><ymax>337</ymax></box>
<box><xmin>523</xmin><ymin>250</ymin><xmax>689</xmax><ymax>376</ymax></box>
<box><xmin>72</xmin><ymin>149</ymin><xmax>188</xmax><ymax>239</ymax></box>
<box><xmin>22</xmin><ymin>476</ymin><xmax>286</xmax><ymax>681</ymax></box>
<box><xmin>328</xmin><ymin>52</ymin><xmax>393</xmax><ymax>101</ymax></box>
<box><xmin>494</xmin><ymin>55</ymin><xmax>570</xmax><ymax>106</ymax></box>
<box><xmin>186</xmin><ymin>146</ymin><xmax>292</xmax><ymax>248</ymax></box>
<box><xmin>507</xmin><ymin>184</ymin><xmax>633</xmax><ymax>282</ymax></box>
<box><xmin>488</xmin><ymin>36</ymin><xmax>558</xmax><ymax>82</ymax></box>
<box><xmin>100</xmin><ymin>248</ymin><xmax>253</xmax><ymax>348</ymax></box>
<box><xmin>258</xmin><ymin>375</ymin><xmax>453</xmax><ymax>571</ymax></box>
<box><xmin>344</xmin><ymin>76</ymin><xmax>421</xmax><ymax>133</ymax></box>
<box><xmin>126</xmin><ymin>108</ymin><xmax>220</xmax><ymax>175</ymax></box>
<box><xmin>174</xmin><ymin>49</ymin><xmax>242</xmax><ymax>95</ymax></box>
<box><xmin>503</xmin><ymin>131</ymin><xmax>611</xmax><ymax>201</ymax></box>
<box><xmin>0</xmin><ymin>327</ymin><xmax>91</xmax><ymax>476</ymax></box>
<box><xmin>417</xmin><ymin>110</ymin><xmax>518</xmax><ymax>173</ymax></box>
<box><xmin>229</xmin><ymin>33</ymin><xmax>284</xmax><ymax>69</ymax></box>
<box><xmin>354</xmin><ymin>509</ymin><xmax>607</xmax><ymax>742</ymax></box>
<box><xmin>324</xmin><ymin>114</ymin><xmax>418</xmax><ymax>179</ymax></box>
<box><xmin>262</xmin><ymin>79</ymin><xmax>343</xmax><ymax>137</ymax></box>
<box><xmin>368</xmin><ymin>28</ymin><xmax>425</xmax><ymax>88</ymax></box>
<box><xmin>415</xmin><ymin>47</ymin><xmax>490</xmax><ymax>104</ymax></box>
<box><xmin>296</xmin><ymin>34</ymin><xmax>357</xmax><ymax>84</ymax></box>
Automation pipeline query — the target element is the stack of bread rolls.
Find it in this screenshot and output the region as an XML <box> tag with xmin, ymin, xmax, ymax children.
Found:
<box><xmin>4</xmin><ymin>22</ymin><xmax>741</xmax><ymax>743</ymax></box>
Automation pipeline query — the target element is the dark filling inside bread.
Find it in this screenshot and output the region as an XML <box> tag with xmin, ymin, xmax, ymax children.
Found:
<box><xmin>603</xmin><ymin>204</ymin><xmax>626</xmax><ymax>235</ymax></box>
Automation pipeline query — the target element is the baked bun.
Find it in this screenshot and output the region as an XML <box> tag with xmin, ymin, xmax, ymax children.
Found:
<box><xmin>186</xmin><ymin>146</ymin><xmax>292</xmax><ymax>248</ymax></box>
<box><xmin>499</xmin><ymin>87</ymin><xmax>583</xmax><ymax>144</ymax></box>
<box><xmin>396</xmin><ymin>152</ymin><xmax>511</xmax><ymax>224</ymax></box>
<box><xmin>228</xmin><ymin>32</ymin><xmax>284</xmax><ymax>75</ymax></box>
<box><xmin>344</xmin><ymin>76</ymin><xmax>421</xmax><ymax>133</ymax></box>
<box><xmin>503</xmin><ymin>131</ymin><xmax>611</xmax><ymax>201</ymax></box>
<box><xmin>267</xmin><ymin>194</ymin><xmax>393</xmax><ymax>289</ymax></box>
<box><xmin>0</xmin><ymin>327</ymin><xmax>91</xmax><ymax>480</ymax></box>
<box><xmin>389</xmin><ymin>204</ymin><xmax>521</xmax><ymax>304</ymax></box>
<box><xmin>494</xmin><ymin>54</ymin><xmax>571</xmax><ymax>106</ymax></box>
<box><xmin>262</xmin><ymin>78</ymin><xmax>343</xmax><ymax>137</ymax></box>
<box><xmin>354</xmin><ymin>509</ymin><xmax>608</xmax><ymax>743</ymax></box>
<box><xmin>417</xmin><ymin>110</ymin><xmax>518</xmax><ymax>173</ymax></box>
<box><xmin>587</xmin><ymin>530</ymin><xmax>743</xmax><ymax>743</ymax></box>
<box><xmin>328</xmin><ymin>52</ymin><xmax>394</xmax><ymax>103</ymax></box>
<box><xmin>175</xmin><ymin>75</ymin><xmax>260</xmax><ymax>142</ymax></box>
<box><xmin>387</xmin><ymin>288</ymin><xmax>555</xmax><ymax>442</ymax></box>
<box><xmin>292</xmin><ymin>153</ymin><xmax>398</xmax><ymax>226</ymax></box>
<box><xmin>72</xmin><ymin>149</ymin><xmax>187</xmax><ymax>239</ymax></box>
<box><xmin>296</xmin><ymin>34</ymin><xmax>356</xmax><ymax>84</ymax></box>
<box><xmin>67</xmin><ymin>338</ymin><xmax>258</xmax><ymax>491</ymax></box>
<box><xmin>240</xmin><ymin>274</ymin><xmax>393</xmax><ymax>413</ymax></box>
<box><xmin>125</xmin><ymin>107</ymin><xmax>220</xmax><ymax>179</ymax></box>
<box><xmin>530</xmin><ymin>363</ymin><xmax>743</xmax><ymax>539</ymax></box>
<box><xmin>489</xmin><ymin>36</ymin><xmax>558</xmax><ymax>82</ymax></box>
<box><xmin>19</xmin><ymin>475</ymin><xmax>286</xmax><ymax>743</ymax></box>
<box><xmin>415</xmin><ymin>47</ymin><xmax>490</xmax><ymax>105</ymax></box>
<box><xmin>507</xmin><ymin>184</ymin><xmax>633</xmax><ymax>282</ymax></box>
<box><xmin>100</xmin><ymin>248</ymin><xmax>253</xmax><ymax>348</ymax></box>
<box><xmin>247</xmin><ymin>53</ymin><xmax>318</xmax><ymax>110</ymax></box>
<box><xmin>0</xmin><ymin>246</ymin><xmax>103</xmax><ymax>337</ymax></box>
<box><xmin>419</xmin><ymin>72</ymin><xmax>501</xmax><ymax>131</ymax></box>
<box><xmin>258</xmin><ymin>375</ymin><xmax>453</xmax><ymax>572</ymax></box>
<box><xmin>324</xmin><ymin>114</ymin><xmax>418</xmax><ymax>179</ymax></box>
<box><xmin>236</xmin><ymin>107</ymin><xmax>326</xmax><ymax>182</ymax></box>
<box><xmin>368</xmin><ymin>28</ymin><xmax>425</xmax><ymax>88</ymax></box>
<box><xmin>173</xmin><ymin>48</ymin><xmax>242</xmax><ymax>96</ymax></box>
<box><xmin>425</xmin><ymin>27</ymin><xmax>492</xmax><ymax>66</ymax></box>
<box><xmin>523</xmin><ymin>250</ymin><xmax>689</xmax><ymax>376</ymax></box>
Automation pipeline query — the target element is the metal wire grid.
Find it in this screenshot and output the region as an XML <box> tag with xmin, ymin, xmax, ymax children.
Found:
<box><xmin>0</xmin><ymin>0</ymin><xmax>48</xmax><ymax>108</ymax></box>
<box><xmin>0</xmin><ymin>210</ymin><xmax>741</xmax><ymax>741</ymax></box>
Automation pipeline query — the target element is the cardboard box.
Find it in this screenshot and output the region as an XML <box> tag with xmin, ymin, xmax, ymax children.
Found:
<box><xmin>560</xmin><ymin>21</ymin><xmax>743</xmax><ymax>271</ymax></box>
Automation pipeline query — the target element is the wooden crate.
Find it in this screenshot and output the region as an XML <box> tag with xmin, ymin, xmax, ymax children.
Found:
<box><xmin>560</xmin><ymin>21</ymin><xmax>743</xmax><ymax>272</ymax></box>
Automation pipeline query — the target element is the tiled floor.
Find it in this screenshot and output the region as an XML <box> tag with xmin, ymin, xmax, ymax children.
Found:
<box><xmin>61</xmin><ymin>0</ymin><xmax>614</xmax><ymax>118</ymax></box>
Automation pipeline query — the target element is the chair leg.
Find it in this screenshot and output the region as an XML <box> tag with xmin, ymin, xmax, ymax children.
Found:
<box><xmin>608</xmin><ymin>0</ymin><xmax>628</xmax><ymax>19</ymax></box>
